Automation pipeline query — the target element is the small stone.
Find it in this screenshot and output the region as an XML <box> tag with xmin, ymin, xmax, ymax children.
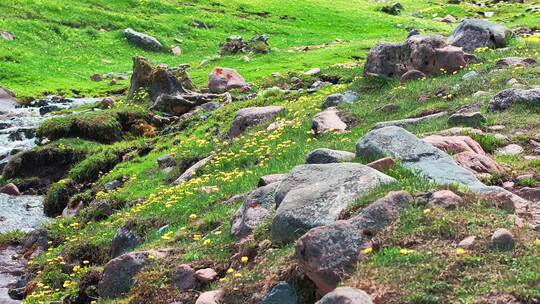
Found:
<box><xmin>0</xmin><ymin>31</ymin><xmax>16</xmax><ymax>41</ymax></box>
<box><xmin>488</xmin><ymin>125</ymin><xmax>505</xmax><ymax>131</ymax></box>
<box><xmin>196</xmin><ymin>290</ymin><xmax>224</xmax><ymax>304</ymax></box>
<box><xmin>428</xmin><ymin>190</ymin><xmax>464</xmax><ymax>209</ymax></box>
<box><xmin>441</xmin><ymin>14</ymin><xmax>458</xmax><ymax>23</ymax></box>
<box><xmin>0</xmin><ymin>183</ymin><xmax>20</xmax><ymax>196</ymax></box>
<box><xmin>495</xmin><ymin>144</ymin><xmax>524</xmax><ymax>156</ymax></box>
<box><xmin>171</xmin><ymin>46</ymin><xmax>182</xmax><ymax>56</ymax></box>
<box><xmin>111</xmin><ymin>227</ymin><xmax>142</xmax><ymax>258</ymax></box>
<box><xmin>104</xmin><ymin>180</ymin><xmax>122</xmax><ymax>191</ymax></box>
<box><xmin>507</xmin><ymin>78</ymin><xmax>519</xmax><ymax>86</ymax></box>
<box><xmin>423</xmin><ymin>135</ymin><xmax>485</xmax><ymax>155</ymax></box>
<box><xmin>316</xmin><ymin>287</ymin><xmax>373</xmax><ymax>304</ymax></box>
<box><xmin>502</xmin><ymin>181</ymin><xmax>515</xmax><ymax>190</ymax></box>
<box><xmin>90</xmin><ymin>74</ymin><xmax>103</xmax><ymax>81</ymax></box>
<box><xmin>305</xmin><ymin>68</ymin><xmax>321</xmax><ymax>76</ymax></box>
<box><xmin>507</xmin><ymin>214</ymin><xmax>525</xmax><ymax>228</ymax></box>
<box><xmin>260</xmin><ymin>281</ymin><xmax>298</xmax><ymax>304</ymax></box>
<box><xmin>496</xmin><ymin>57</ymin><xmax>536</xmax><ymax>69</ymax></box>
<box><xmin>157</xmin><ymin>154</ymin><xmax>176</xmax><ymax>169</ymax></box>
<box><xmin>124</xmin><ymin>28</ymin><xmax>163</xmax><ymax>51</ymax></box>
<box><xmin>473</xmin><ymin>90</ymin><xmax>487</xmax><ymax>97</ymax></box>
<box><xmin>195</xmin><ymin>268</ymin><xmax>218</xmax><ymax>283</ymax></box>
<box><xmin>458</xmin><ymin>236</ymin><xmax>477</xmax><ymax>249</ymax></box>
<box><xmin>366</xmin><ymin>157</ymin><xmax>395</xmax><ymax>172</ymax></box>
<box><xmin>448</xmin><ymin>112</ymin><xmax>486</xmax><ymax>128</ymax></box>
<box><xmin>462</xmin><ymin>71</ymin><xmax>480</xmax><ymax>81</ymax></box>
<box><xmin>491</xmin><ymin>228</ymin><xmax>515</xmax><ymax>250</ymax></box>
<box><xmin>312</xmin><ymin>107</ymin><xmax>347</xmax><ymax>134</ymax></box>
<box><xmin>101</xmin><ymin>97</ymin><xmax>115</xmax><ymax>109</ymax></box>
<box><xmin>306</xmin><ymin>148</ymin><xmax>355</xmax><ymax>164</ymax></box>
<box><xmin>171</xmin><ymin>264</ymin><xmax>197</xmax><ymax>291</ymax></box>
<box><xmin>322</xmin><ymin>91</ymin><xmax>359</xmax><ymax>109</ymax></box>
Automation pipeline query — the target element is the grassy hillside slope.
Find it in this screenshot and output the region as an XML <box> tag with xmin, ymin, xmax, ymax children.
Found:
<box><xmin>1</xmin><ymin>0</ymin><xmax>540</xmax><ymax>304</ymax></box>
<box><xmin>1</xmin><ymin>0</ymin><xmax>536</xmax><ymax>97</ymax></box>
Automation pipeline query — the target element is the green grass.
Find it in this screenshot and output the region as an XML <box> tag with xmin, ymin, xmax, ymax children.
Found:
<box><xmin>2</xmin><ymin>0</ymin><xmax>538</xmax><ymax>98</ymax></box>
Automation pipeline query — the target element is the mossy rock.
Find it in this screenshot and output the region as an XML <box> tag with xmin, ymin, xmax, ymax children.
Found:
<box><xmin>37</xmin><ymin>111</ymin><xmax>123</xmax><ymax>144</ymax></box>
<box><xmin>43</xmin><ymin>178</ymin><xmax>77</xmax><ymax>217</ymax></box>
<box><xmin>2</xmin><ymin>145</ymin><xmax>85</xmax><ymax>184</ymax></box>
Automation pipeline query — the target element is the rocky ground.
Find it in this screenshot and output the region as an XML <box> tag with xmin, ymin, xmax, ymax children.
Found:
<box><xmin>1</xmin><ymin>0</ymin><xmax>540</xmax><ymax>304</ymax></box>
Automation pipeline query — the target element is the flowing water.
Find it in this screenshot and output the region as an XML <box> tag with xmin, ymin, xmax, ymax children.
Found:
<box><xmin>0</xmin><ymin>94</ymin><xmax>100</xmax><ymax>303</ymax></box>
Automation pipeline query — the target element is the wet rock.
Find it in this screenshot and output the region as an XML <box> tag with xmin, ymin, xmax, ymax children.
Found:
<box><xmin>258</xmin><ymin>173</ymin><xmax>288</xmax><ymax>187</ymax></box>
<box><xmin>260</xmin><ymin>281</ymin><xmax>298</xmax><ymax>304</ymax></box>
<box><xmin>231</xmin><ymin>182</ymin><xmax>279</xmax><ymax>239</ymax></box>
<box><xmin>208</xmin><ymin>67</ymin><xmax>248</xmax><ymax>93</ymax></box>
<box><xmin>272</xmin><ymin>163</ymin><xmax>395</xmax><ymax>244</ymax></box>
<box><xmin>305</xmin><ymin>148</ymin><xmax>355</xmax><ymax>164</ymax></box>
<box><xmin>315</xmin><ymin>287</ymin><xmax>373</xmax><ymax>304</ymax></box>
<box><xmin>487</xmin><ymin>88</ymin><xmax>540</xmax><ymax>112</ymax></box>
<box><xmin>400</xmin><ymin>69</ymin><xmax>426</xmax><ymax>83</ymax></box>
<box><xmin>124</xmin><ymin>28</ymin><xmax>163</xmax><ymax>51</ymax></box>
<box><xmin>157</xmin><ymin>154</ymin><xmax>176</xmax><ymax>169</ymax></box>
<box><xmin>0</xmin><ymin>183</ymin><xmax>20</xmax><ymax>196</ymax></box>
<box><xmin>448</xmin><ymin>112</ymin><xmax>486</xmax><ymax>128</ymax></box>
<box><xmin>321</xmin><ymin>91</ymin><xmax>360</xmax><ymax>109</ymax></box>
<box><xmin>227</xmin><ymin>106</ymin><xmax>285</xmax><ymax>138</ymax></box>
<box><xmin>381</xmin><ymin>2</ymin><xmax>404</xmax><ymax>15</ymax></box>
<box><xmin>296</xmin><ymin>191</ymin><xmax>412</xmax><ymax>293</ymax></box>
<box><xmin>173</xmin><ymin>155</ymin><xmax>214</xmax><ymax>185</ymax></box>
<box><xmin>453</xmin><ymin>151</ymin><xmax>505</xmax><ymax>177</ymax></box>
<box><xmin>98</xmin><ymin>250</ymin><xmax>167</xmax><ymax>298</ymax></box>
<box><xmin>312</xmin><ymin>107</ymin><xmax>347</xmax><ymax>134</ymax></box>
<box><xmin>195</xmin><ymin>268</ymin><xmax>218</xmax><ymax>283</ymax></box>
<box><xmin>111</xmin><ymin>227</ymin><xmax>142</xmax><ymax>259</ymax></box>
<box><xmin>458</xmin><ymin>236</ymin><xmax>477</xmax><ymax>249</ymax></box>
<box><xmin>356</xmin><ymin>126</ymin><xmax>500</xmax><ymax>194</ymax></box>
<box><xmin>196</xmin><ymin>289</ymin><xmax>224</xmax><ymax>304</ymax></box>
<box><xmin>171</xmin><ymin>264</ymin><xmax>197</xmax><ymax>291</ymax></box>
<box><xmin>423</xmin><ymin>135</ymin><xmax>485</xmax><ymax>155</ymax></box>
<box><xmin>372</xmin><ymin>111</ymin><xmax>447</xmax><ymax>129</ymax></box>
<box><xmin>491</xmin><ymin>228</ymin><xmax>515</xmax><ymax>250</ymax></box>
<box><xmin>496</xmin><ymin>57</ymin><xmax>536</xmax><ymax>69</ymax></box>
<box><xmin>462</xmin><ymin>71</ymin><xmax>480</xmax><ymax>81</ymax></box>
<box><xmin>448</xmin><ymin>19</ymin><xmax>512</xmax><ymax>52</ymax></box>
<box><xmin>21</xmin><ymin>228</ymin><xmax>49</xmax><ymax>251</ymax></box>
<box><xmin>495</xmin><ymin>144</ymin><xmax>524</xmax><ymax>156</ymax></box>
<box><xmin>427</xmin><ymin>190</ymin><xmax>464</xmax><ymax>209</ymax></box>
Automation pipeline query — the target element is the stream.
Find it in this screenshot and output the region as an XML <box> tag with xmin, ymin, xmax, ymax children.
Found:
<box><xmin>0</xmin><ymin>91</ymin><xmax>101</xmax><ymax>303</ymax></box>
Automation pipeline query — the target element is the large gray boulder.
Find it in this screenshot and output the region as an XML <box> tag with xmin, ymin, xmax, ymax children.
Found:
<box><xmin>448</xmin><ymin>19</ymin><xmax>512</xmax><ymax>52</ymax></box>
<box><xmin>271</xmin><ymin>163</ymin><xmax>395</xmax><ymax>243</ymax></box>
<box><xmin>356</xmin><ymin>126</ymin><xmax>498</xmax><ymax>193</ymax></box>
<box><xmin>315</xmin><ymin>287</ymin><xmax>373</xmax><ymax>304</ymax></box>
<box><xmin>124</xmin><ymin>28</ymin><xmax>163</xmax><ymax>51</ymax></box>
<box><xmin>296</xmin><ymin>191</ymin><xmax>412</xmax><ymax>294</ymax></box>
<box><xmin>306</xmin><ymin>148</ymin><xmax>356</xmax><ymax>164</ymax></box>
<box><xmin>487</xmin><ymin>88</ymin><xmax>540</xmax><ymax>112</ymax></box>
<box><xmin>231</xmin><ymin>182</ymin><xmax>279</xmax><ymax>239</ymax></box>
<box><xmin>227</xmin><ymin>106</ymin><xmax>285</xmax><ymax>138</ymax></box>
